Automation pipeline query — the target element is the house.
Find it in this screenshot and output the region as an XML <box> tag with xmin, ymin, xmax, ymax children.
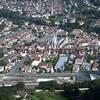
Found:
<box><xmin>31</xmin><ymin>54</ymin><xmax>41</xmax><ymax>67</ymax></box>
<box><xmin>39</xmin><ymin>62</ymin><xmax>53</xmax><ymax>72</ymax></box>
<box><xmin>75</xmin><ymin>55</ymin><xmax>84</xmax><ymax>65</ymax></box>
<box><xmin>0</xmin><ymin>66</ymin><xmax>4</xmax><ymax>72</ymax></box>
<box><xmin>8</xmin><ymin>50</ymin><xmax>15</xmax><ymax>54</ymax></box>
<box><xmin>37</xmin><ymin>45</ymin><xmax>45</xmax><ymax>51</ymax></box>
<box><xmin>20</xmin><ymin>51</ymin><xmax>27</xmax><ymax>57</ymax></box>
<box><xmin>68</xmin><ymin>54</ymin><xmax>76</xmax><ymax>64</ymax></box>
<box><xmin>8</xmin><ymin>55</ymin><xmax>17</xmax><ymax>63</ymax></box>
<box><xmin>5</xmin><ymin>64</ymin><xmax>13</xmax><ymax>71</ymax></box>
<box><xmin>94</xmin><ymin>19</ymin><xmax>100</xmax><ymax>27</ymax></box>
<box><xmin>82</xmin><ymin>62</ymin><xmax>92</xmax><ymax>71</ymax></box>
<box><xmin>14</xmin><ymin>90</ymin><xmax>27</xmax><ymax>100</ymax></box>
<box><xmin>92</xmin><ymin>61</ymin><xmax>98</xmax><ymax>71</ymax></box>
<box><xmin>20</xmin><ymin>65</ymin><xmax>32</xmax><ymax>73</ymax></box>
<box><xmin>78</xmin><ymin>21</ymin><xmax>84</xmax><ymax>26</ymax></box>
<box><xmin>72</xmin><ymin>29</ymin><xmax>83</xmax><ymax>35</ymax></box>
<box><xmin>73</xmin><ymin>64</ymin><xmax>80</xmax><ymax>72</ymax></box>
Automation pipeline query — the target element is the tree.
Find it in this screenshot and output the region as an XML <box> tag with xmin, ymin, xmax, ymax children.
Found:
<box><xmin>63</xmin><ymin>85</ymin><xmax>74</xmax><ymax>97</ymax></box>
<box><xmin>86</xmin><ymin>54</ymin><xmax>96</xmax><ymax>62</ymax></box>
<box><xmin>32</xmin><ymin>29</ymin><xmax>37</xmax><ymax>34</ymax></box>
<box><xmin>90</xmin><ymin>0</ymin><xmax>100</xmax><ymax>6</ymax></box>
<box><xmin>38</xmin><ymin>81</ymin><xmax>59</xmax><ymax>90</ymax></box>
<box><xmin>0</xmin><ymin>48</ymin><xmax>4</xmax><ymax>58</ymax></box>
<box><xmin>24</xmin><ymin>57</ymin><xmax>32</xmax><ymax>66</ymax></box>
<box><xmin>16</xmin><ymin>82</ymin><xmax>25</xmax><ymax>90</ymax></box>
<box><xmin>0</xmin><ymin>59</ymin><xmax>7</xmax><ymax>66</ymax></box>
<box><xmin>64</xmin><ymin>63</ymin><xmax>73</xmax><ymax>72</ymax></box>
<box><xmin>12</xmin><ymin>41</ymin><xmax>19</xmax><ymax>49</ymax></box>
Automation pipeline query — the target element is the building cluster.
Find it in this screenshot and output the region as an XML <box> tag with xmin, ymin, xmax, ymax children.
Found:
<box><xmin>0</xmin><ymin>18</ymin><xmax>99</xmax><ymax>74</ymax></box>
<box><xmin>0</xmin><ymin>0</ymin><xmax>63</xmax><ymax>17</ymax></box>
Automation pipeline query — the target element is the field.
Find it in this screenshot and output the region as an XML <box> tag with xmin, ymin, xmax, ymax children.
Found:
<box><xmin>26</xmin><ymin>92</ymin><xmax>67</xmax><ymax>100</ymax></box>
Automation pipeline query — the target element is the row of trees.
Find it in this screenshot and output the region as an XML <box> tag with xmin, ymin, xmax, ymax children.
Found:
<box><xmin>0</xmin><ymin>82</ymin><xmax>25</xmax><ymax>100</ymax></box>
<box><xmin>90</xmin><ymin>0</ymin><xmax>100</xmax><ymax>6</ymax></box>
<box><xmin>0</xmin><ymin>8</ymin><xmax>99</xmax><ymax>34</ymax></box>
<box><xmin>0</xmin><ymin>9</ymin><xmax>47</xmax><ymax>26</ymax></box>
<box><xmin>0</xmin><ymin>79</ymin><xmax>100</xmax><ymax>100</ymax></box>
<box><xmin>37</xmin><ymin>79</ymin><xmax>100</xmax><ymax>100</ymax></box>
<box><xmin>0</xmin><ymin>48</ymin><xmax>4</xmax><ymax>58</ymax></box>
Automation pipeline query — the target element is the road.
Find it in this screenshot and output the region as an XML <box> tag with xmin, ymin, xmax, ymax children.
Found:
<box><xmin>0</xmin><ymin>69</ymin><xmax>100</xmax><ymax>87</ymax></box>
<box><xmin>75</xmin><ymin>71</ymin><xmax>90</xmax><ymax>82</ymax></box>
<box><xmin>1</xmin><ymin>71</ymin><xmax>100</xmax><ymax>82</ymax></box>
<box><xmin>7</xmin><ymin>57</ymin><xmax>28</xmax><ymax>75</ymax></box>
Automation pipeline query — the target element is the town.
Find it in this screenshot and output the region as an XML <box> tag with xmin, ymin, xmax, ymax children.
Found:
<box><xmin>0</xmin><ymin>0</ymin><xmax>99</xmax><ymax>80</ymax></box>
<box><xmin>0</xmin><ymin>17</ymin><xmax>100</xmax><ymax>75</ymax></box>
<box><xmin>0</xmin><ymin>0</ymin><xmax>100</xmax><ymax>100</ymax></box>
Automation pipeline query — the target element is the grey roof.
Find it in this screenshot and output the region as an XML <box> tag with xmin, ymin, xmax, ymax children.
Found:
<box><xmin>55</xmin><ymin>55</ymin><xmax>69</xmax><ymax>71</ymax></box>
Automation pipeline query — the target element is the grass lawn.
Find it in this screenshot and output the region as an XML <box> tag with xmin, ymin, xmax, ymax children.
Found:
<box><xmin>26</xmin><ymin>92</ymin><xmax>67</xmax><ymax>100</ymax></box>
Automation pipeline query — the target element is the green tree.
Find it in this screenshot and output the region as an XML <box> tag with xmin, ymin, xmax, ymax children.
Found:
<box><xmin>16</xmin><ymin>82</ymin><xmax>25</xmax><ymax>90</ymax></box>
<box><xmin>0</xmin><ymin>59</ymin><xmax>7</xmax><ymax>66</ymax></box>
<box><xmin>0</xmin><ymin>49</ymin><xmax>4</xmax><ymax>58</ymax></box>
<box><xmin>64</xmin><ymin>63</ymin><xmax>73</xmax><ymax>72</ymax></box>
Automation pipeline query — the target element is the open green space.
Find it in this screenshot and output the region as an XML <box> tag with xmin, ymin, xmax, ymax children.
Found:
<box><xmin>26</xmin><ymin>92</ymin><xmax>67</xmax><ymax>100</ymax></box>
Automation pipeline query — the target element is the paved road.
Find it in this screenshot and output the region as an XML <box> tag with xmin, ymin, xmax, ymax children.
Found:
<box><xmin>7</xmin><ymin>72</ymin><xmax>74</xmax><ymax>78</ymax></box>
<box><xmin>0</xmin><ymin>71</ymin><xmax>99</xmax><ymax>87</ymax></box>
<box><xmin>7</xmin><ymin>57</ymin><xmax>28</xmax><ymax>75</ymax></box>
<box><xmin>74</xmin><ymin>72</ymin><xmax>90</xmax><ymax>82</ymax></box>
<box><xmin>5</xmin><ymin>71</ymin><xmax>100</xmax><ymax>82</ymax></box>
